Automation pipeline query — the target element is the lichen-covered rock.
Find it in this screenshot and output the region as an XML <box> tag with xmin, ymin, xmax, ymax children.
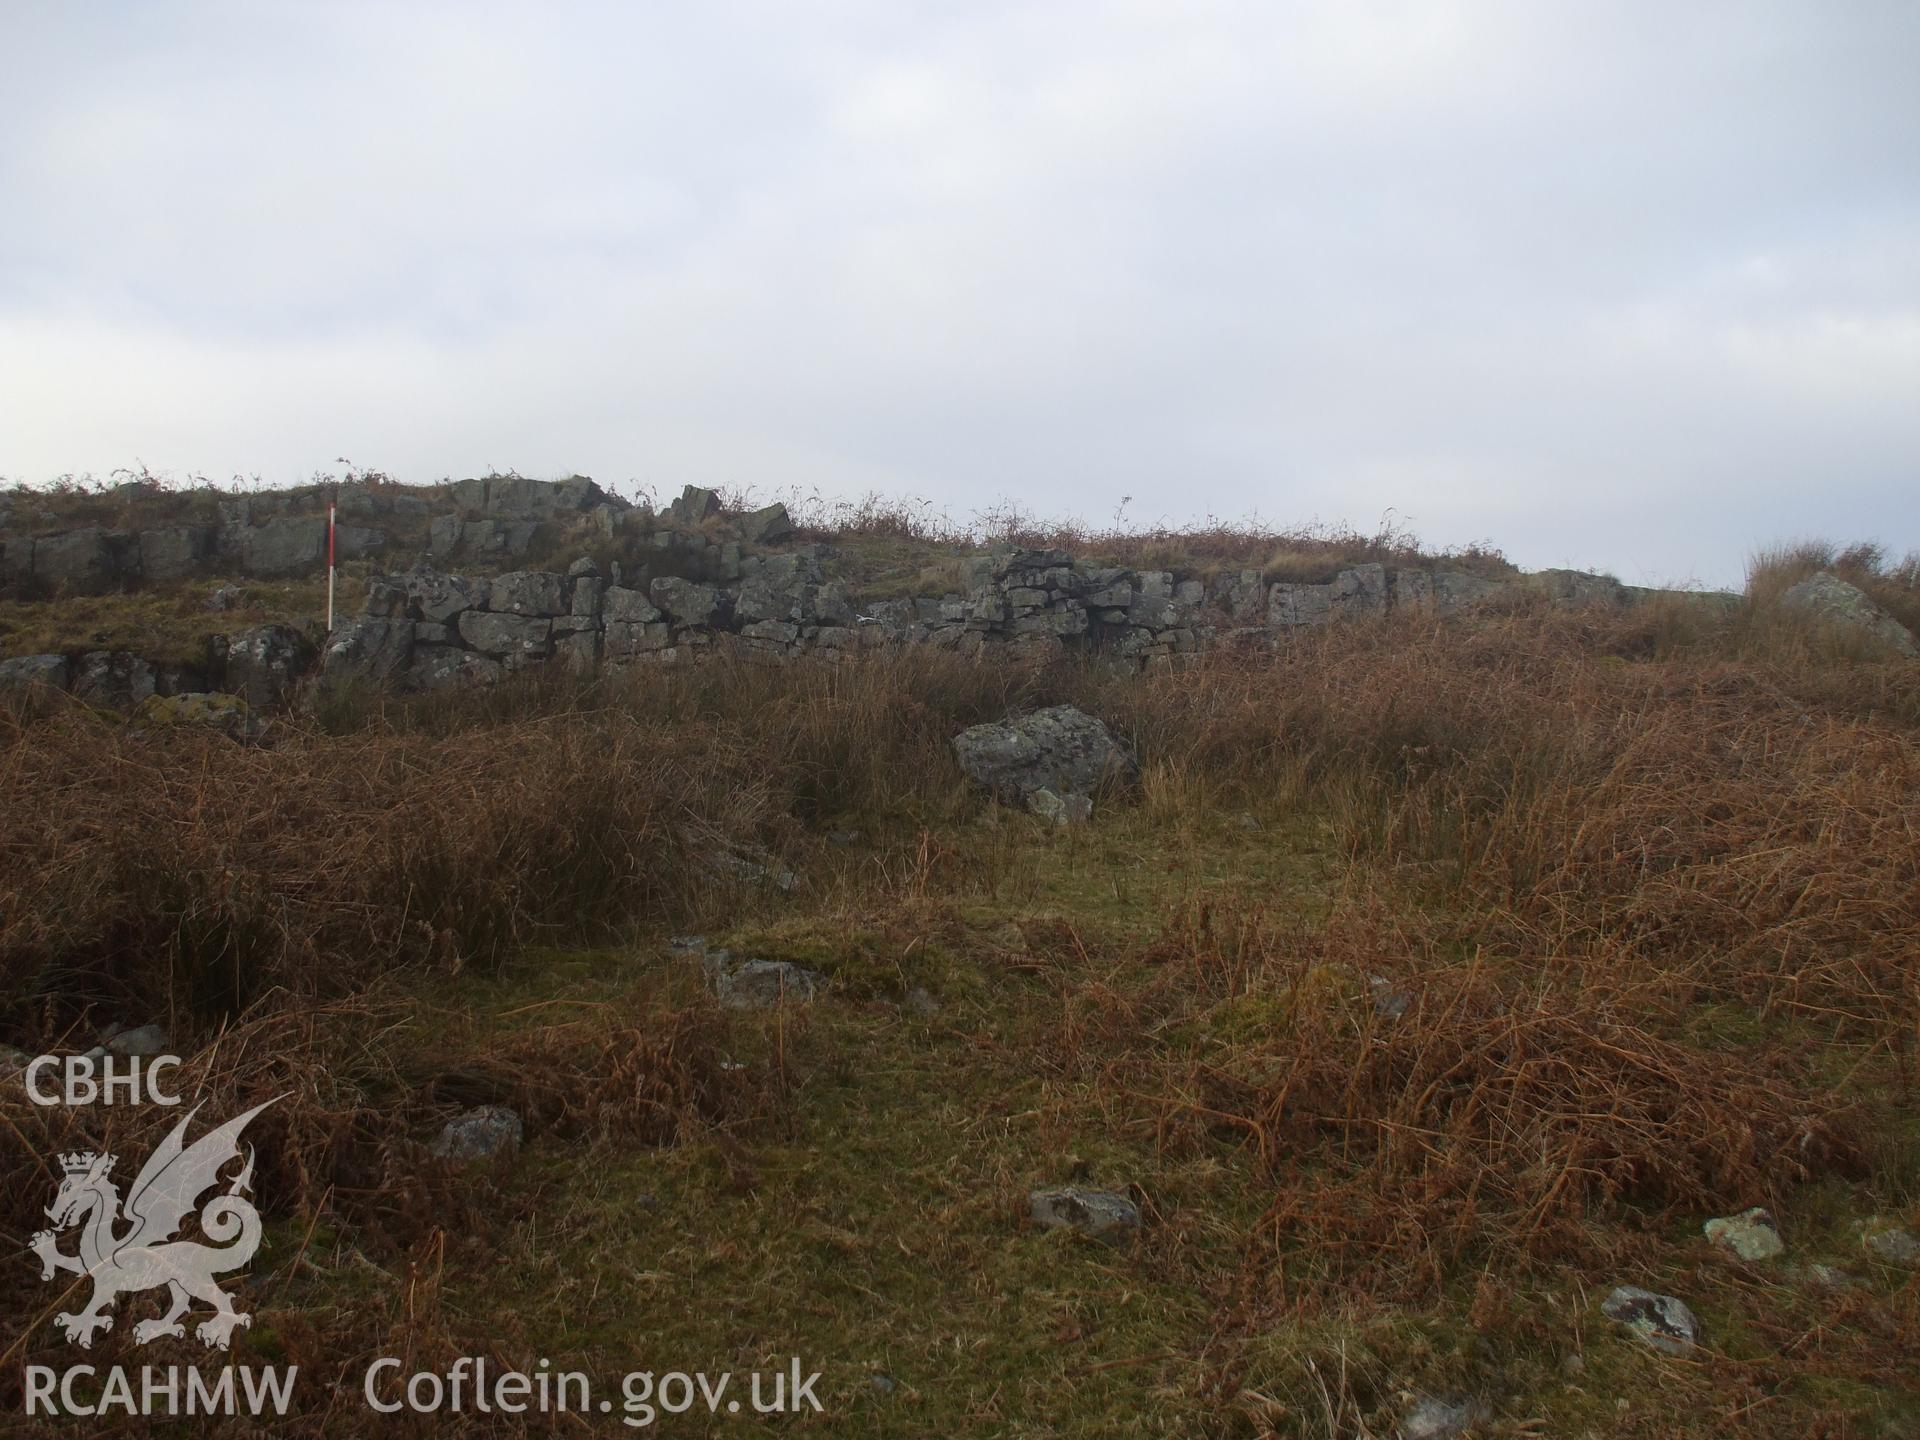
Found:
<box><xmin>1861</xmin><ymin>1221</ymin><xmax>1920</xmax><ymax>1266</ymax></box>
<box><xmin>952</xmin><ymin>706</ymin><xmax>1134</xmax><ymax>815</ymax></box>
<box><xmin>220</xmin><ymin>623</ymin><xmax>311</xmax><ymax>708</ymax></box>
<box><xmin>457</xmin><ymin>611</ymin><xmax>553</xmax><ymax>659</ymax></box>
<box><xmin>739</xmin><ymin>502</ymin><xmax>793</xmax><ymax>544</ymax></box>
<box><xmin>1397</xmin><ymin>1395</ymin><xmax>1490</xmax><ymax>1440</ymax></box>
<box><xmin>668</xmin><ymin>484</ymin><xmax>722</xmax><ymax>525</ymax></box>
<box><xmin>321</xmin><ymin>616</ymin><xmax>415</xmax><ymax>684</ymax></box>
<box><xmin>33</xmin><ymin>527</ymin><xmax>134</xmax><ymax>590</ymax></box>
<box><xmin>134</xmin><ymin>692</ymin><xmax>265</xmax><ymax>741</ymax></box>
<box><xmin>71</xmin><ymin>651</ymin><xmax>157</xmax><ymax>709</ymax></box>
<box><xmin>0</xmin><ymin>653</ymin><xmax>71</xmax><ymax>693</ymax></box>
<box><xmin>410</xmin><ymin>646</ymin><xmax>504</xmax><ymax>689</ymax></box>
<box><xmin>1704</xmin><ymin>1207</ymin><xmax>1785</xmax><ymax>1262</ymax></box>
<box><xmin>604</xmin><ymin>586</ymin><xmax>663</xmax><ymax>623</ymax></box>
<box><xmin>1601</xmin><ymin>1286</ymin><xmax>1700</xmax><ymax>1354</ymax></box>
<box><xmin>488</xmin><ymin>571</ymin><xmax>567</xmax><ymax>617</ymax></box>
<box><xmin>713</xmin><ymin>959</ymin><xmax>822</xmax><ymax>1009</ymax></box>
<box><xmin>1780</xmin><ymin>572</ymin><xmax>1919</xmax><ymax>657</ymax></box>
<box><xmin>431</xmin><ymin>1104</ymin><xmax>523</xmax><ymax>1161</ymax></box>
<box><xmin>138</xmin><ymin>525</ymin><xmax>216</xmax><ymax>582</ymax></box>
<box><xmin>240</xmin><ymin>516</ymin><xmax>327</xmax><ymax>576</ymax></box>
<box><xmin>650</xmin><ymin>576</ymin><xmax>725</xmax><ymax>627</ymax></box>
<box><xmin>1028</xmin><ymin>1187</ymin><xmax>1142</xmax><ymax>1244</ymax></box>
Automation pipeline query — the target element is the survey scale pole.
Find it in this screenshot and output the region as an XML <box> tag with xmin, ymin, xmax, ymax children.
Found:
<box><xmin>326</xmin><ymin>494</ymin><xmax>337</xmax><ymax>632</ymax></box>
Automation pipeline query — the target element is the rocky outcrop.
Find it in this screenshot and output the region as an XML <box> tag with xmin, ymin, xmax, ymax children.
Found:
<box><xmin>1780</xmin><ymin>572</ymin><xmax>1918</xmax><ymax>656</ymax></box>
<box><xmin>218</xmin><ymin>624</ymin><xmax>312</xmax><ymax>708</ymax></box>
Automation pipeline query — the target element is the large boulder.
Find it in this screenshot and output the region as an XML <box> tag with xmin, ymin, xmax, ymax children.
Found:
<box><xmin>219</xmin><ymin>624</ymin><xmax>312</xmax><ymax>708</ymax></box>
<box><xmin>952</xmin><ymin>706</ymin><xmax>1134</xmax><ymax>817</ymax></box>
<box><xmin>134</xmin><ymin>692</ymin><xmax>265</xmax><ymax>742</ymax></box>
<box><xmin>1780</xmin><ymin>572</ymin><xmax>1918</xmax><ymax>657</ymax></box>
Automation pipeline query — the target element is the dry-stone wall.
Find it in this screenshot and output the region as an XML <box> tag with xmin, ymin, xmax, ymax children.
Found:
<box><xmin>314</xmin><ymin>547</ymin><xmax>1633</xmax><ymax>691</ymax></box>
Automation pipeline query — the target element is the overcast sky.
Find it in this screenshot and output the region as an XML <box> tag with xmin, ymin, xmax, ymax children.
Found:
<box><xmin>2</xmin><ymin>1</ymin><xmax>1915</xmax><ymax>585</ymax></box>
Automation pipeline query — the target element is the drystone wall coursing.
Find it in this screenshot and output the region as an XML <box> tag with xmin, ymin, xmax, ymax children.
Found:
<box><xmin>0</xmin><ymin>476</ymin><xmax>631</xmax><ymax>594</ymax></box>
<box><xmin>317</xmin><ymin>549</ymin><xmax>1618</xmax><ymax>691</ymax></box>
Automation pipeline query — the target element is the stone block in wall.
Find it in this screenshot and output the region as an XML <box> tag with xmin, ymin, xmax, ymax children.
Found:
<box><xmin>813</xmin><ymin>583</ymin><xmax>854</xmax><ymax>626</ymax></box>
<box><xmin>650</xmin><ymin>576</ymin><xmax>724</xmax><ymax>627</ymax></box>
<box><xmin>402</xmin><ymin>568</ymin><xmax>490</xmax><ymax>623</ymax></box>
<box><xmin>219</xmin><ymin>623</ymin><xmax>311</xmax><ymax>708</ymax></box>
<box><xmin>1</xmin><ymin>536</ymin><xmax>33</xmax><ymax>585</ymax></box>
<box><xmin>1390</xmin><ymin>569</ymin><xmax>1433</xmax><ymax>609</ymax></box>
<box><xmin>1530</xmin><ymin>568</ymin><xmax>1625</xmax><ymax>607</ymax></box>
<box><xmin>605</xmin><ymin>621</ymin><xmax>671</xmax><ymax>657</ymax></box>
<box><xmin>413</xmin><ymin>622</ymin><xmax>451</xmax><ymax>644</ymax></box>
<box><xmin>812</xmin><ymin>626</ymin><xmax>856</xmax><ymax>649</ymax></box>
<box><xmin>668</xmin><ymin>484</ymin><xmax>722</xmax><ymax>525</ymax></box>
<box><xmin>739</xmin><ymin>502</ymin><xmax>793</xmax><ymax>544</ymax></box>
<box><xmin>458</xmin><ymin>612</ymin><xmax>553</xmax><ymax>659</ymax></box>
<box><xmin>241</xmin><ymin>516</ymin><xmax>327</xmax><ymax>576</ymax></box>
<box><xmin>741</xmin><ymin>620</ymin><xmax>800</xmax><ymax>645</ymax></box>
<box><xmin>571</xmin><ymin>576</ymin><xmax>603</xmax><ymax>618</ymax></box>
<box><xmin>321</xmin><ymin>617</ymin><xmax>414</xmax><ymax>686</ymax></box>
<box><xmin>36</xmin><ymin>528</ymin><xmax>135</xmax><ymax>590</ymax></box>
<box><xmin>429</xmin><ymin>513</ymin><xmax>463</xmax><ymax>558</ymax></box>
<box><xmin>411</xmin><ymin>646</ymin><xmax>503</xmax><ymax>689</ymax></box>
<box><xmin>489</xmin><ymin>570</ymin><xmax>567</xmax><ymax>617</ymax></box>
<box><xmin>139</xmin><ymin>525</ymin><xmax>216</xmax><ymax>582</ymax></box>
<box><xmin>449</xmin><ymin>478</ymin><xmax>489</xmax><ymax>512</ymax></box>
<box><xmin>1431</xmin><ymin>570</ymin><xmax>1509</xmax><ymax>614</ymax></box>
<box><xmin>1085</xmin><ymin>583</ymin><xmax>1132</xmax><ymax>609</ymax></box>
<box><xmin>1211</xmin><ymin>569</ymin><xmax>1266</xmax><ymax>622</ymax></box>
<box><xmin>1006</xmin><ymin>586</ymin><xmax>1047</xmax><ymax>611</ymax></box>
<box><xmin>604</xmin><ymin>586</ymin><xmax>662</xmax><ymax>623</ymax></box>
<box><xmin>335</xmin><ymin>524</ymin><xmax>387</xmax><ymax>560</ymax></box>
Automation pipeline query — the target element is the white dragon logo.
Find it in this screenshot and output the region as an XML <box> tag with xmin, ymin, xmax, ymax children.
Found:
<box><xmin>27</xmin><ymin>1098</ymin><xmax>280</xmax><ymax>1351</ymax></box>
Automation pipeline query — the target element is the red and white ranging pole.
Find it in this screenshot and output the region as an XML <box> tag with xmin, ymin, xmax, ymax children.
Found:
<box><xmin>326</xmin><ymin>496</ymin><xmax>337</xmax><ymax>632</ymax></box>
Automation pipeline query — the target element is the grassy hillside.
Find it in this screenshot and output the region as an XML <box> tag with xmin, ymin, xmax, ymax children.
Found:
<box><xmin>2</xmin><ymin>541</ymin><xmax>1918</xmax><ymax>1436</ymax></box>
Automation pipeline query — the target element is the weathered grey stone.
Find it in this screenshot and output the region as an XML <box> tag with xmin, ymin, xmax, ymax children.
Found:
<box><xmin>1397</xmin><ymin>1395</ymin><xmax>1491</xmax><ymax>1440</ymax></box>
<box><xmin>605</xmin><ymin>621</ymin><xmax>671</xmax><ymax>658</ymax></box>
<box><xmin>457</xmin><ymin>611</ymin><xmax>553</xmax><ymax>659</ymax></box>
<box><xmin>714</xmin><ymin>959</ymin><xmax>822</xmax><ymax>1009</ymax></box>
<box><xmin>428</xmin><ymin>513</ymin><xmax>463</xmax><ymax>558</ymax></box>
<box><xmin>334</xmin><ymin>523</ymin><xmax>386</xmax><ymax>560</ymax></box>
<box><xmin>604</xmin><ymin>586</ymin><xmax>662</xmax><ymax>623</ymax></box>
<box><xmin>321</xmin><ymin>616</ymin><xmax>414</xmax><ymax>685</ymax></box>
<box><xmin>1532</xmin><ymin>568</ymin><xmax>1625</xmax><ymax>608</ymax></box>
<box><xmin>221</xmin><ymin>624</ymin><xmax>310</xmax><ymax>708</ymax></box>
<box><xmin>138</xmin><ymin>525</ymin><xmax>216</xmax><ymax>582</ymax></box>
<box><xmin>1027</xmin><ymin>787</ymin><xmax>1093</xmax><ymax>826</ymax></box>
<box><xmin>1431</xmin><ymin>570</ymin><xmax>1510</xmax><ymax>614</ymax></box>
<box><xmin>432</xmin><ymin>1104</ymin><xmax>523</xmax><ymax>1161</ymax></box>
<box><xmin>392</xmin><ymin>567</ymin><xmax>490</xmax><ymax>623</ymax></box>
<box><xmin>0</xmin><ymin>653</ymin><xmax>71</xmax><ymax>693</ymax></box>
<box><xmin>1028</xmin><ymin>1187</ymin><xmax>1141</xmax><ymax>1244</ymax></box>
<box><xmin>1862</xmin><ymin>1222</ymin><xmax>1920</xmax><ymax>1266</ymax></box>
<box><xmin>35</xmin><ymin>528</ymin><xmax>133</xmax><ymax>590</ymax></box>
<box><xmin>668</xmin><ymin>484</ymin><xmax>722</xmax><ymax>525</ymax></box>
<box><xmin>1780</xmin><ymin>572</ymin><xmax>1918</xmax><ymax>657</ymax></box>
<box><xmin>650</xmin><ymin>576</ymin><xmax>724</xmax><ymax>627</ymax></box>
<box><xmin>0</xmin><ymin>535</ymin><xmax>34</xmax><ymax>585</ymax></box>
<box><xmin>412</xmin><ymin>621</ymin><xmax>450</xmax><ymax>644</ymax></box>
<box><xmin>739</xmin><ymin>502</ymin><xmax>793</xmax><ymax>544</ymax></box>
<box><xmin>71</xmin><ymin>652</ymin><xmax>157</xmax><ymax>708</ymax></box>
<box><xmin>570</xmin><ymin>576</ymin><xmax>603</xmax><ymax>618</ymax></box>
<box><xmin>489</xmin><ymin>570</ymin><xmax>567</xmax><ymax>617</ymax></box>
<box><xmin>104</xmin><ymin>1023</ymin><xmax>169</xmax><ymax>1057</ymax></box>
<box><xmin>1704</xmin><ymin>1207</ymin><xmax>1784</xmax><ymax>1262</ymax></box>
<box><xmin>410</xmin><ymin>646</ymin><xmax>504</xmax><ymax>689</ymax></box>
<box><xmin>952</xmin><ymin>705</ymin><xmax>1134</xmax><ymax>810</ymax></box>
<box><xmin>1601</xmin><ymin>1286</ymin><xmax>1700</xmax><ymax>1354</ymax></box>
<box><xmin>241</xmin><ymin>516</ymin><xmax>327</xmax><ymax>576</ymax></box>
<box><xmin>741</xmin><ymin>620</ymin><xmax>800</xmax><ymax>645</ymax></box>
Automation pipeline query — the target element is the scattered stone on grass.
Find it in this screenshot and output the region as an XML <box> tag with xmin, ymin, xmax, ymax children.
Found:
<box><xmin>1704</xmin><ymin>1206</ymin><xmax>1785</xmax><ymax>1262</ymax></box>
<box><xmin>1028</xmin><ymin>1187</ymin><xmax>1142</xmax><ymax>1245</ymax></box>
<box><xmin>1601</xmin><ymin>1286</ymin><xmax>1701</xmax><ymax>1354</ymax></box>
<box><xmin>432</xmin><ymin>1104</ymin><xmax>524</xmax><ymax>1161</ymax></box>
